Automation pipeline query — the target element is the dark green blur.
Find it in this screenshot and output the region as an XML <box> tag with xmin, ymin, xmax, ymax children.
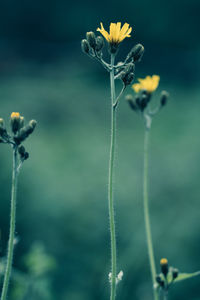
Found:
<box><xmin>0</xmin><ymin>0</ymin><xmax>200</xmax><ymax>299</ymax></box>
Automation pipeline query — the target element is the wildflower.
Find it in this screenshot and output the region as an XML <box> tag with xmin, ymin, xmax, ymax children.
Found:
<box><xmin>11</xmin><ymin>112</ymin><xmax>20</xmax><ymax>119</ymax></box>
<box><xmin>160</xmin><ymin>258</ymin><xmax>168</xmax><ymax>276</ymax></box>
<box><xmin>97</xmin><ymin>22</ymin><xmax>132</xmax><ymax>53</ymax></box>
<box><xmin>132</xmin><ymin>75</ymin><xmax>160</xmax><ymax>94</ymax></box>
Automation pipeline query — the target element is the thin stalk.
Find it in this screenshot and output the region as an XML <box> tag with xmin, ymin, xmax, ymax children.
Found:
<box><xmin>108</xmin><ymin>53</ymin><xmax>117</xmax><ymax>300</ymax></box>
<box><xmin>1</xmin><ymin>146</ymin><xmax>18</xmax><ymax>300</ymax></box>
<box><xmin>143</xmin><ymin>127</ymin><xmax>158</xmax><ymax>300</ymax></box>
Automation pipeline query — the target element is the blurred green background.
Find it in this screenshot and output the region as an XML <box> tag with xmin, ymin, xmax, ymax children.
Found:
<box><xmin>0</xmin><ymin>0</ymin><xmax>200</xmax><ymax>299</ymax></box>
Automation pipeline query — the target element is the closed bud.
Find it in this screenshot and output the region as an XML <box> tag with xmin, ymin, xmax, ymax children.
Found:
<box><xmin>140</xmin><ymin>95</ymin><xmax>148</xmax><ymax>111</ymax></box>
<box><xmin>81</xmin><ymin>39</ymin><xmax>90</xmax><ymax>54</ymax></box>
<box><xmin>24</xmin><ymin>152</ymin><xmax>29</xmax><ymax>160</ymax></box>
<box><xmin>0</xmin><ymin>118</ymin><xmax>4</xmax><ymax>128</ymax></box>
<box><xmin>126</xmin><ymin>95</ymin><xmax>138</xmax><ymax>112</ymax></box>
<box><xmin>19</xmin><ymin>116</ymin><xmax>25</xmax><ymax>129</ymax></box>
<box><xmin>160</xmin><ymin>258</ymin><xmax>168</xmax><ymax>277</ymax></box>
<box><xmin>120</xmin><ymin>64</ymin><xmax>135</xmax><ymax>86</ymax></box>
<box><xmin>95</xmin><ymin>36</ymin><xmax>104</xmax><ymax>52</ymax></box>
<box><xmin>126</xmin><ymin>44</ymin><xmax>144</xmax><ymax>63</ymax></box>
<box><xmin>156</xmin><ymin>275</ymin><xmax>164</xmax><ymax>287</ymax></box>
<box><xmin>18</xmin><ymin>145</ymin><xmax>26</xmax><ymax>156</ymax></box>
<box><xmin>10</xmin><ymin>112</ymin><xmax>21</xmax><ymax>134</ymax></box>
<box><xmin>29</xmin><ymin>120</ymin><xmax>37</xmax><ymax>131</ymax></box>
<box><xmin>172</xmin><ymin>268</ymin><xmax>179</xmax><ymax>280</ymax></box>
<box><xmin>86</xmin><ymin>31</ymin><xmax>96</xmax><ymax>49</ymax></box>
<box><xmin>160</xmin><ymin>91</ymin><xmax>169</xmax><ymax>107</ymax></box>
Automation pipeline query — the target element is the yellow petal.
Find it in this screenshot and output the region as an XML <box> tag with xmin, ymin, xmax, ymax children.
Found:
<box><xmin>132</xmin><ymin>83</ymin><xmax>141</xmax><ymax>93</ymax></box>
<box><xmin>97</xmin><ymin>22</ymin><xmax>109</xmax><ymax>41</ymax></box>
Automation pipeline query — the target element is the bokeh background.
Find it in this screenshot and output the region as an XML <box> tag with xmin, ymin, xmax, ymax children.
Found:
<box><xmin>0</xmin><ymin>0</ymin><xmax>200</xmax><ymax>299</ymax></box>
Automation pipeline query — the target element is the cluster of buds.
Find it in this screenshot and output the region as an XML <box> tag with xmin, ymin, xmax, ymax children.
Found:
<box><xmin>156</xmin><ymin>258</ymin><xmax>179</xmax><ymax>292</ymax></box>
<box><xmin>126</xmin><ymin>75</ymin><xmax>169</xmax><ymax>129</ymax></box>
<box><xmin>0</xmin><ymin>112</ymin><xmax>37</xmax><ymax>163</ymax></box>
<box><xmin>81</xmin><ymin>32</ymin><xmax>105</xmax><ymax>58</ymax></box>
<box><xmin>81</xmin><ymin>22</ymin><xmax>144</xmax><ymax>89</ymax></box>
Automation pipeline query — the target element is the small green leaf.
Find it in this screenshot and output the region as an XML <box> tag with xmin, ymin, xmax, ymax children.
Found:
<box><xmin>174</xmin><ymin>271</ymin><xmax>200</xmax><ymax>283</ymax></box>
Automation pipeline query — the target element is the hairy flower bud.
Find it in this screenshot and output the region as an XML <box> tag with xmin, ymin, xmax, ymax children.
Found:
<box><xmin>160</xmin><ymin>91</ymin><xmax>169</xmax><ymax>107</ymax></box>
<box><xmin>18</xmin><ymin>145</ymin><xmax>26</xmax><ymax>156</ymax></box>
<box><xmin>172</xmin><ymin>268</ymin><xmax>179</xmax><ymax>280</ymax></box>
<box><xmin>156</xmin><ymin>275</ymin><xmax>164</xmax><ymax>287</ymax></box>
<box><xmin>126</xmin><ymin>44</ymin><xmax>144</xmax><ymax>62</ymax></box>
<box><xmin>81</xmin><ymin>39</ymin><xmax>90</xmax><ymax>54</ymax></box>
<box><xmin>86</xmin><ymin>31</ymin><xmax>96</xmax><ymax>49</ymax></box>
<box><xmin>95</xmin><ymin>36</ymin><xmax>104</xmax><ymax>52</ymax></box>
<box><xmin>126</xmin><ymin>95</ymin><xmax>138</xmax><ymax>112</ymax></box>
<box><xmin>120</xmin><ymin>64</ymin><xmax>135</xmax><ymax>86</ymax></box>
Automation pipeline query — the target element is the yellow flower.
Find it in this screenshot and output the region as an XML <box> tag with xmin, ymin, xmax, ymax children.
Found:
<box><xmin>11</xmin><ymin>112</ymin><xmax>20</xmax><ymax>119</ymax></box>
<box><xmin>132</xmin><ymin>75</ymin><xmax>160</xmax><ymax>94</ymax></box>
<box><xmin>97</xmin><ymin>22</ymin><xmax>132</xmax><ymax>44</ymax></box>
<box><xmin>160</xmin><ymin>258</ymin><xmax>168</xmax><ymax>265</ymax></box>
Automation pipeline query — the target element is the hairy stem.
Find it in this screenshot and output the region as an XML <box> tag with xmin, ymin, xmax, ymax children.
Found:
<box><xmin>108</xmin><ymin>53</ymin><xmax>117</xmax><ymax>300</ymax></box>
<box><xmin>1</xmin><ymin>147</ymin><xmax>18</xmax><ymax>300</ymax></box>
<box><xmin>143</xmin><ymin>127</ymin><xmax>158</xmax><ymax>300</ymax></box>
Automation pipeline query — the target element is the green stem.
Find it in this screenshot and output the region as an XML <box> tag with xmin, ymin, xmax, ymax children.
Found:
<box><xmin>1</xmin><ymin>147</ymin><xmax>18</xmax><ymax>300</ymax></box>
<box><xmin>143</xmin><ymin>127</ymin><xmax>158</xmax><ymax>300</ymax></box>
<box><xmin>108</xmin><ymin>53</ymin><xmax>117</xmax><ymax>300</ymax></box>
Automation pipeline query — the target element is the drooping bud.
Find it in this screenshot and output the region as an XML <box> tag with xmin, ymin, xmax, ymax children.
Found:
<box><xmin>160</xmin><ymin>91</ymin><xmax>169</xmax><ymax>107</ymax></box>
<box><xmin>10</xmin><ymin>112</ymin><xmax>21</xmax><ymax>134</ymax></box>
<box><xmin>95</xmin><ymin>36</ymin><xmax>104</xmax><ymax>52</ymax></box>
<box><xmin>81</xmin><ymin>39</ymin><xmax>90</xmax><ymax>54</ymax></box>
<box><xmin>86</xmin><ymin>31</ymin><xmax>96</xmax><ymax>49</ymax></box>
<box><xmin>160</xmin><ymin>258</ymin><xmax>168</xmax><ymax>277</ymax></box>
<box><xmin>126</xmin><ymin>44</ymin><xmax>145</xmax><ymax>63</ymax></box>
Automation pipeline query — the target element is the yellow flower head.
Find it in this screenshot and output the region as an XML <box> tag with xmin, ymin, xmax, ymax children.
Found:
<box><xmin>132</xmin><ymin>75</ymin><xmax>160</xmax><ymax>94</ymax></box>
<box><xmin>160</xmin><ymin>258</ymin><xmax>168</xmax><ymax>265</ymax></box>
<box><xmin>11</xmin><ymin>112</ymin><xmax>20</xmax><ymax>119</ymax></box>
<box><xmin>97</xmin><ymin>22</ymin><xmax>132</xmax><ymax>44</ymax></box>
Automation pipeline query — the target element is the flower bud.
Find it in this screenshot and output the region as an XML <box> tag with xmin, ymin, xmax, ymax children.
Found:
<box><xmin>140</xmin><ymin>95</ymin><xmax>148</xmax><ymax>111</ymax></box>
<box><xmin>81</xmin><ymin>39</ymin><xmax>90</xmax><ymax>54</ymax></box>
<box><xmin>14</xmin><ymin>120</ymin><xmax>37</xmax><ymax>144</ymax></box>
<box><xmin>18</xmin><ymin>145</ymin><xmax>26</xmax><ymax>156</ymax></box>
<box><xmin>10</xmin><ymin>112</ymin><xmax>21</xmax><ymax>134</ymax></box>
<box><xmin>172</xmin><ymin>268</ymin><xmax>179</xmax><ymax>280</ymax></box>
<box><xmin>95</xmin><ymin>36</ymin><xmax>104</xmax><ymax>52</ymax></box>
<box><xmin>126</xmin><ymin>44</ymin><xmax>144</xmax><ymax>63</ymax></box>
<box><xmin>29</xmin><ymin>120</ymin><xmax>37</xmax><ymax>131</ymax></box>
<box><xmin>160</xmin><ymin>91</ymin><xmax>169</xmax><ymax>107</ymax></box>
<box><xmin>156</xmin><ymin>275</ymin><xmax>164</xmax><ymax>287</ymax></box>
<box><xmin>19</xmin><ymin>116</ymin><xmax>25</xmax><ymax>129</ymax></box>
<box><xmin>120</xmin><ymin>64</ymin><xmax>135</xmax><ymax>86</ymax></box>
<box><xmin>160</xmin><ymin>258</ymin><xmax>168</xmax><ymax>277</ymax></box>
<box><xmin>0</xmin><ymin>118</ymin><xmax>4</xmax><ymax>128</ymax></box>
<box><xmin>24</xmin><ymin>152</ymin><xmax>29</xmax><ymax>160</ymax></box>
<box><xmin>126</xmin><ymin>95</ymin><xmax>138</xmax><ymax>112</ymax></box>
<box><xmin>86</xmin><ymin>31</ymin><xmax>96</xmax><ymax>49</ymax></box>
